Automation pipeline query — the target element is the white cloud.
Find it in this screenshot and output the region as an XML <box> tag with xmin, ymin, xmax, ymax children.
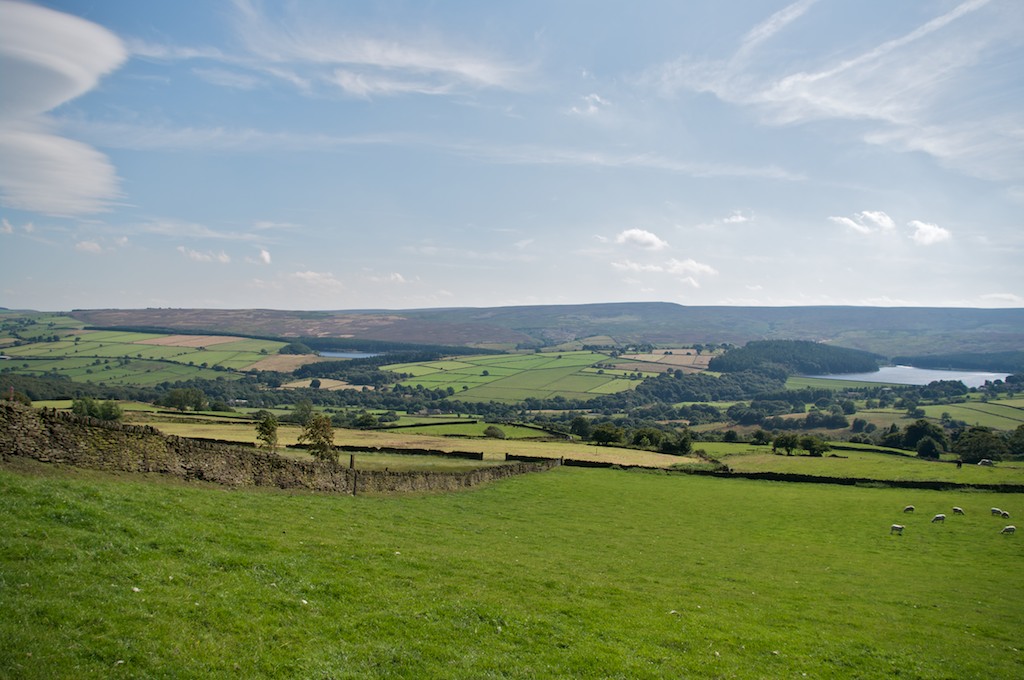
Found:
<box><xmin>858</xmin><ymin>210</ymin><xmax>895</xmax><ymax>230</ymax></box>
<box><xmin>177</xmin><ymin>246</ymin><xmax>231</xmax><ymax>263</ymax></box>
<box><xmin>74</xmin><ymin>240</ymin><xmax>102</xmax><ymax>254</ymax></box>
<box><xmin>981</xmin><ymin>292</ymin><xmax>1024</xmax><ymax>305</ymax></box>
<box><xmin>1</xmin><ymin>217</ymin><xmax>12</xmax><ymax>234</ymax></box>
<box><xmin>0</xmin><ymin>1</ymin><xmax>127</xmax><ymax>215</ymax></box>
<box><xmin>611</xmin><ymin>260</ymin><xmax>664</xmax><ymax>273</ymax></box>
<box><xmin>666</xmin><ymin>258</ymin><xmax>718</xmax><ymax>276</ymax></box>
<box><xmin>722</xmin><ymin>211</ymin><xmax>751</xmax><ymax>224</ymax></box>
<box><xmin>829</xmin><ymin>215</ymin><xmax>871</xmax><ymax>235</ymax></box>
<box><xmin>368</xmin><ymin>272</ymin><xmax>408</xmax><ymax>284</ymax></box>
<box><xmin>143</xmin><ymin>219</ymin><xmax>259</xmax><ymax>241</ymax></box>
<box><xmin>290</xmin><ymin>270</ymin><xmax>345</xmax><ymax>292</ymax></box>
<box><xmin>193</xmin><ymin>67</ymin><xmax>263</xmax><ymax>90</ymax></box>
<box><xmin>569</xmin><ymin>93</ymin><xmax>610</xmax><ymax>117</ymax></box>
<box><xmin>829</xmin><ymin>210</ymin><xmax>896</xmax><ymax>235</ymax></box>
<box><xmin>908</xmin><ymin>220</ymin><xmax>952</xmax><ymax>245</ymax></box>
<box><xmin>615</xmin><ymin>228</ymin><xmax>669</xmax><ymax>250</ymax></box>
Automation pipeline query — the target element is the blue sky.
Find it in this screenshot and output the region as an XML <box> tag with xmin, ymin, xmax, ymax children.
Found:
<box><xmin>1</xmin><ymin>0</ymin><xmax>1022</xmax><ymax>311</ymax></box>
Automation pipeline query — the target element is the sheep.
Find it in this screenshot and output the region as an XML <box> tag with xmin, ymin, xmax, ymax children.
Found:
<box><xmin>1001</xmin><ymin>511</ymin><xmax>1011</xmax><ymax>519</ymax></box>
<box><xmin>952</xmin><ymin>507</ymin><xmax>965</xmax><ymax>515</ymax></box>
<box><xmin>991</xmin><ymin>507</ymin><xmax>1003</xmax><ymax>516</ymax></box>
<box><xmin>903</xmin><ymin>505</ymin><xmax>915</xmax><ymax>513</ymax></box>
<box><xmin>931</xmin><ymin>514</ymin><xmax>946</xmax><ymax>523</ymax></box>
<box><xmin>890</xmin><ymin>524</ymin><xmax>905</xmax><ymax>535</ymax></box>
<box><xmin>1001</xmin><ymin>525</ymin><xmax>1016</xmax><ymax>535</ymax></box>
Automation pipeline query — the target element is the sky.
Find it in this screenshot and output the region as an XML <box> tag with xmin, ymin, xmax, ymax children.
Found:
<box><xmin>1</xmin><ymin>0</ymin><xmax>1022</xmax><ymax>311</ymax></box>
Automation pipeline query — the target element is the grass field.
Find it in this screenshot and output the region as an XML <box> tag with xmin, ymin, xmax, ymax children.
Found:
<box><xmin>711</xmin><ymin>444</ymin><xmax>1024</xmax><ymax>484</ymax></box>
<box><xmin>0</xmin><ymin>315</ymin><xmax>288</xmax><ymax>385</ymax></box>
<box><xmin>1</xmin><ymin>461</ymin><xmax>1022</xmax><ymax>678</ymax></box>
<box><xmin>384</xmin><ymin>351</ymin><xmax>654</xmax><ymax>402</ymax></box>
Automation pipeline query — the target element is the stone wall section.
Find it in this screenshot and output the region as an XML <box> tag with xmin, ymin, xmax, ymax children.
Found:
<box><xmin>0</xmin><ymin>402</ymin><xmax>558</xmax><ymax>494</ymax></box>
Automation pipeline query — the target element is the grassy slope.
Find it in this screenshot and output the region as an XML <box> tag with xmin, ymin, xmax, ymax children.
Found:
<box><xmin>1</xmin><ymin>462</ymin><xmax>1022</xmax><ymax>679</ymax></box>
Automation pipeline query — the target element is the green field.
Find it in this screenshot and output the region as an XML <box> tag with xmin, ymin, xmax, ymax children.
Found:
<box><xmin>385</xmin><ymin>351</ymin><xmax>644</xmax><ymax>402</ymax></box>
<box><xmin>0</xmin><ymin>314</ymin><xmax>286</xmax><ymax>385</ymax></box>
<box><xmin>711</xmin><ymin>444</ymin><xmax>1024</xmax><ymax>484</ymax></box>
<box><xmin>2</xmin><ymin>462</ymin><xmax>1022</xmax><ymax>678</ymax></box>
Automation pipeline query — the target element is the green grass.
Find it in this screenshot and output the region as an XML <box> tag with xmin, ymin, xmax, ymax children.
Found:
<box><xmin>0</xmin><ymin>324</ymin><xmax>282</xmax><ymax>386</ymax></box>
<box><xmin>920</xmin><ymin>402</ymin><xmax>1024</xmax><ymax>430</ymax></box>
<box><xmin>1</xmin><ymin>462</ymin><xmax>1022</xmax><ymax>678</ymax></box>
<box><xmin>385</xmin><ymin>351</ymin><xmax>636</xmax><ymax>403</ymax></box>
<box><xmin>713</xmin><ymin>444</ymin><xmax>1024</xmax><ymax>484</ymax></box>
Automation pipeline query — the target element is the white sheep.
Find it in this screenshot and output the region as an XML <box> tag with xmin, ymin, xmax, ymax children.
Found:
<box><xmin>1001</xmin><ymin>525</ymin><xmax>1016</xmax><ymax>535</ymax></box>
<box><xmin>903</xmin><ymin>505</ymin><xmax>915</xmax><ymax>513</ymax></box>
<box><xmin>991</xmin><ymin>507</ymin><xmax>1002</xmax><ymax>516</ymax></box>
<box><xmin>952</xmin><ymin>507</ymin><xmax>965</xmax><ymax>515</ymax></box>
<box><xmin>890</xmin><ymin>524</ymin><xmax>905</xmax><ymax>535</ymax></box>
<box><xmin>1002</xmin><ymin>511</ymin><xmax>1011</xmax><ymax>519</ymax></box>
<box><xmin>932</xmin><ymin>514</ymin><xmax>946</xmax><ymax>523</ymax></box>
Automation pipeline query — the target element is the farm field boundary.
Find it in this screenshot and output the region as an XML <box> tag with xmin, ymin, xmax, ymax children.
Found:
<box><xmin>0</xmin><ymin>403</ymin><xmax>557</xmax><ymax>495</ymax></box>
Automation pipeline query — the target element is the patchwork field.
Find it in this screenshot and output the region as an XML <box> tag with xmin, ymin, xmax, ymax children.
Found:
<box><xmin>2</xmin><ymin>462</ymin><xmax>1021</xmax><ymax>678</ymax></box>
<box><xmin>0</xmin><ymin>326</ymin><xmax>289</xmax><ymax>385</ymax></box>
<box><xmin>384</xmin><ymin>350</ymin><xmax>663</xmax><ymax>402</ymax></box>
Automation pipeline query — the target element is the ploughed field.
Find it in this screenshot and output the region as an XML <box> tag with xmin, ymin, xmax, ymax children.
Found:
<box><xmin>2</xmin><ymin>461</ymin><xmax>1022</xmax><ymax>679</ymax></box>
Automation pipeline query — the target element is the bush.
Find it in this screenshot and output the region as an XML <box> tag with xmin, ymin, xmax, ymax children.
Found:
<box><xmin>483</xmin><ymin>425</ymin><xmax>506</xmax><ymax>439</ymax></box>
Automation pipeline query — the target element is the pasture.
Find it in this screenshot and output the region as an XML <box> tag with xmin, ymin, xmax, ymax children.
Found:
<box><xmin>711</xmin><ymin>443</ymin><xmax>1024</xmax><ymax>485</ymax></box>
<box><xmin>0</xmin><ymin>327</ymin><xmax>286</xmax><ymax>385</ymax></box>
<box><xmin>1</xmin><ymin>462</ymin><xmax>1021</xmax><ymax>678</ymax></box>
<box><xmin>383</xmin><ymin>350</ymin><xmax>659</xmax><ymax>402</ymax></box>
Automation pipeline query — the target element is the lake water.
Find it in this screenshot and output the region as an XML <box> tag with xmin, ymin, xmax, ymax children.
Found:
<box><xmin>804</xmin><ymin>365</ymin><xmax>1009</xmax><ymax>388</ymax></box>
<box><xmin>319</xmin><ymin>351</ymin><xmax>382</xmax><ymax>359</ymax></box>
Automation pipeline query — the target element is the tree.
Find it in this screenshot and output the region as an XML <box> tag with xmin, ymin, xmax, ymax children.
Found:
<box><xmin>799</xmin><ymin>435</ymin><xmax>830</xmax><ymax>457</ymax></box>
<box><xmin>773</xmin><ymin>433</ymin><xmax>800</xmax><ymax>455</ymax></box>
<box><xmin>162</xmin><ymin>388</ymin><xmax>207</xmax><ymax>412</ymax></box>
<box><xmin>569</xmin><ymin>416</ymin><xmax>592</xmax><ymax>440</ymax></box>
<box><xmin>751</xmin><ymin>429</ymin><xmax>772</xmax><ymax>446</ymax></box>
<box><xmin>916</xmin><ymin>436</ymin><xmax>942</xmax><ymax>460</ymax></box>
<box><xmin>255</xmin><ymin>412</ymin><xmax>279</xmax><ymax>452</ymax></box>
<box><xmin>309</xmin><ymin>378</ymin><xmax>321</xmax><ymax>389</ymax></box>
<box><xmin>591</xmin><ymin>423</ymin><xmax>624</xmax><ymax>445</ymax></box>
<box><xmin>353</xmin><ymin>412</ymin><xmax>378</xmax><ymax>428</ymax></box>
<box><xmin>953</xmin><ymin>427</ymin><xmax>1008</xmax><ymax>464</ymax></box>
<box><xmin>290</xmin><ymin>399</ymin><xmax>315</xmax><ymax>426</ymax></box>
<box><xmin>903</xmin><ymin>419</ymin><xmax>948</xmax><ymax>452</ymax></box>
<box><xmin>298</xmin><ymin>413</ymin><xmax>336</xmax><ymax>461</ymax></box>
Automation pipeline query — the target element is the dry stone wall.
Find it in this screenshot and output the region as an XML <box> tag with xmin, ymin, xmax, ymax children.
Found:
<box><xmin>0</xmin><ymin>402</ymin><xmax>558</xmax><ymax>494</ymax></box>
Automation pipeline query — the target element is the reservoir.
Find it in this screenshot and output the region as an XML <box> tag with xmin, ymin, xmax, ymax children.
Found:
<box><xmin>805</xmin><ymin>365</ymin><xmax>1010</xmax><ymax>389</ymax></box>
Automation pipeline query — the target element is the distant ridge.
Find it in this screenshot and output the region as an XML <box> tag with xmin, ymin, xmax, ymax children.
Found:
<box><xmin>68</xmin><ymin>303</ymin><xmax>1024</xmax><ymax>357</ymax></box>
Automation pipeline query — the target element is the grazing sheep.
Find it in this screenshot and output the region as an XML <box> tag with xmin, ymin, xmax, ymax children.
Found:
<box><xmin>952</xmin><ymin>507</ymin><xmax>965</xmax><ymax>515</ymax></box>
<box><xmin>1001</xmin><ymin>525</ymin><xmax>1016</xmax><ymax>535</ymax></box>
<box><xmin>991</xmin><ymin>507</ymin><xmax>1003</xmax><ymax>516</ymax></box>
<box><xmin>932</xmin><ymin>514</ymin><xmax>946</xmax><ymax>523</ymax></box>
<box><xmin>1001</xmin><ymin>511</ymin><xmax>1011</xmax><ymax>519</ymax></box>
<box><xmin>903</xmin><ymin>505</ymin><xmax>915</xmax><ymax>513</ymax></box>
<box><xmin>890</xmin><ymin>524</ymin><xmax>905</xmax><ymax>535</ymax></box>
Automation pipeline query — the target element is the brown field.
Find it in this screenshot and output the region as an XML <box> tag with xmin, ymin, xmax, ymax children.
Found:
<box><xmin>281</xmin><ymin>378</ymin><xmax>374</xmax><ymax>391</ymax></box>
<box><xmin>622</xmin><ymin>349</ymin><xmax>713</xmax><ymax>369</ymax></box>
<box><xmin>136</xmin><ymin>334</ymin><xmax>241</xmax><ymax>347</ymax></box>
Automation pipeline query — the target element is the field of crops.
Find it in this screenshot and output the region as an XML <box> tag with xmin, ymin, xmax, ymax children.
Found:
<box><xmin>2</xmin><ymin>462</ymin><xmax>1021</xmax><ymax>678</ymax></box>
<box><xmin>384</xmin><ymin>350</ymin><xmax>659</xmax><ymax>402</ymax></box>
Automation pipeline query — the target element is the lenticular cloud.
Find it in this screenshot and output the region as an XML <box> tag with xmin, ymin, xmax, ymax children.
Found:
<box><xmin>0</xmin><ymin>1</ymin><xmax>127</xmax><ymax>215</ymax></box>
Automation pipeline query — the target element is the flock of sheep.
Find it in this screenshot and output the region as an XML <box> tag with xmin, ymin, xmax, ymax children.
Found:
<box><xmin>890</xmin><ymin>505</ymin><xmax>1015</xmax><ymax>536</ymax></box>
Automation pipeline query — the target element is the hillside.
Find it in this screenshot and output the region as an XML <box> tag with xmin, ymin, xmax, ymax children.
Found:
<box><xmin>68</xmin><ymin>304</ymin><xmax>1024</xmax><ymax>357</ymax></box>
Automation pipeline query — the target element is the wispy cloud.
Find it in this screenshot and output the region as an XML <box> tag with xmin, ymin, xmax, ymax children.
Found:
<box><xmin>177</xmin><ymin>246</ymin><xmax>231</xmax><ymax>263</ymax></box>
<box><xmin>74</xmin><ymin>240</ymin><xmax>102</xmax><ymax>254</ymax></box>
<box><xmin>141</xmin><ymin>219</ymin><xmax>260</xmax><ymax>241</ymax></box>
<box><xmin>0</xmin><ymin>1</ymin><xmax>126</xmax><ymax>215</ymax></box>
<box><xmin>647</xmin><ymin>0</ymin><xmax>1023</xmax><ymax>181</ymax></box>
<box><xmin>829</xmin><ymin>210</ymin><xmax>896</xmax><ymax>235</ymax></box>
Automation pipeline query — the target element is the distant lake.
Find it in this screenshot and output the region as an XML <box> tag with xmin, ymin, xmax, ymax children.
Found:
<box><xmin>804</xmin><ymin>366</ymin><xmax>1009</xmax><ymax>388</ymax></box>
<box><xmin>319</xmin><ymin>351</ymin><xmax>382</xmax><ymax>359</ymax></box>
